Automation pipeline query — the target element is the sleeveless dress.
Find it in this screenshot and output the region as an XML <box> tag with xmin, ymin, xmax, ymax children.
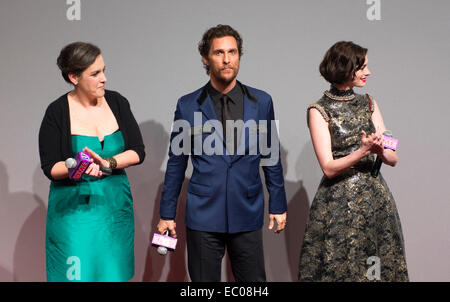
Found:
<box><xmin>298</xmin><ymin>87</ymin><xmax>408</xmax><ymax>282</ymax></box>
<box><xmin>46</xmin><ymin>131</ymin><xmax>135</xmax><ymax>281</ymax></box>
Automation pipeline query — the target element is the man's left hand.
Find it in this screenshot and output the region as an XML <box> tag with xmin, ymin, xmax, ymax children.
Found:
<box><xmin>268</xmin><ymin>212</ymin><xmax>287</xmax><ymax>233</ymax></box>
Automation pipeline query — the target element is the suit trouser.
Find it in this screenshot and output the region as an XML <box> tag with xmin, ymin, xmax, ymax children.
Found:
<box><xmin>186</xmin><ymin>227</ymin><xmax>266</xmax><ymax>282</ymax></box>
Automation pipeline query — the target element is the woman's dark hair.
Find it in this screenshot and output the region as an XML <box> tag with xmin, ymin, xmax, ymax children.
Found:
<box><xmin>56</xmin><ymin>42</ymin><xmax>101</xmax><ymax>84</ymax></box>
<box><xmin>198</xmin><ymin>24</ymin><xmax>243</xmax><ymax>75</ymax></box>
<box><xmin>319</xmin><ymin>41</ymin><xmax>368</xmax><ymax>84</ymax></box>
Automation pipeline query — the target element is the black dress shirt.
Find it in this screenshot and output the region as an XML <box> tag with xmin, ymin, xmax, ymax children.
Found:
<box><xmin>206</xmin><ymin>81</ymin><xmax>244</xmax><ymax>122</ymax></box>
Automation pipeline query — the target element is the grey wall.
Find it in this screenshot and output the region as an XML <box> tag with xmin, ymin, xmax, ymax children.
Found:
<box><xmin>0</xmin><ymin>0</ymin><xmax>449</xmax><ymax>281</ymax></box>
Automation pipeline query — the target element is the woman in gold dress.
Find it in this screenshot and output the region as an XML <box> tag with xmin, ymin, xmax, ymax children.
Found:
<box><xmin>298</xmin><ymin>41</ymin><xmax>408</xmax><ymax>281</ymax></box>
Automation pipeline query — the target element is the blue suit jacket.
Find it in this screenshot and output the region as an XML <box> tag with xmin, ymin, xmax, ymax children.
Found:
<box><xmin>160</xmin><ymin>82</ymin><xmax>287</xmax><ymax>233</ymax></box>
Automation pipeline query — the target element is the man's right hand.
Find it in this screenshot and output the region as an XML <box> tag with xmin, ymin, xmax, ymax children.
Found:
<box><xmin>157</xmin><ymin>219</ymin><xmax>177</xmax><ymax>238</ymax></box>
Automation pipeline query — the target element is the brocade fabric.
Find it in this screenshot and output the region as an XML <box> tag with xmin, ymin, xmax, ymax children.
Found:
<box><xmin>298</xmin><ymin>88</ymin><xmax>408</xmax><ymax>282</ymax></box>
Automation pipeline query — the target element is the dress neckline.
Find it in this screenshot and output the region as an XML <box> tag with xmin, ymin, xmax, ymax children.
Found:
<box><xmin>324</xmin><ymin>85</ymin><xmax>355</xmax><ymax>101</ymax></box>
<box><xmin>71</xmin><ymin>129</ymin><xmax>120</xmax><ymax>142</ymax></box>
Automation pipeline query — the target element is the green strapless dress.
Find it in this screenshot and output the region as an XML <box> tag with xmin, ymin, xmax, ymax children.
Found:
<box><xmin>46</xmin><ymin>131</ymin><xmax>134</xmax><ymax>282</ymax></box>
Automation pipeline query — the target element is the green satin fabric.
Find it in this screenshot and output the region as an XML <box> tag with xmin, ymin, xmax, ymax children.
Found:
<box><xmin>46</xmin><ymin>131</ymin><xmax>134</xmax><ymax>282</ymax></box>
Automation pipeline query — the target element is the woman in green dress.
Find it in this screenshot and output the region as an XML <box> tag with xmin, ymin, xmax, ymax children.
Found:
<box><xmin>298</xmin><ymin>41</ymin><xmax>408</xmax><ymax>281</ymax></box>
<box><xmin>38</xmin><ymin>42</ymin><xmax>145</xmax><ymax>281</ymax></box>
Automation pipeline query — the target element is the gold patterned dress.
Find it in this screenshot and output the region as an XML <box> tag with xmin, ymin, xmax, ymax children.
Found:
<box><xmin>298</xmin><ymin>86</ymin><xmax>408</xmax><ymax>282</ymax></box>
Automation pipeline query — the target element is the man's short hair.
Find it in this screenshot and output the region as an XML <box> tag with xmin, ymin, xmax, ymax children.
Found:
<box><xmin>319</xmin><ymin>41</ymin><xmax>368</xmax><ymax>84</ymax></box>
<box><xmin>198</xmin><ymin>24</ymin><xmax>243</xmax><ymax>75</ymax></box>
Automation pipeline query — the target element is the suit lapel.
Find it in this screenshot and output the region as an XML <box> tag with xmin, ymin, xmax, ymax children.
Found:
<box><xmin>196</xmin><ymin>85</ymin><xmax>230</xmax><ymax>163</ymax></box>
<box><xmin>196</xmin><ymin>83</ymin><xmax>259</xmax><ymax>163</ymax></box>
<box><xmin>198</xmin><ymin>94</ymin><xmax>217</xmax><ymax>122</ymax></box>
<box><xmin>232</xmin><ymin>84</ymin><xmax>258</xmax><ymax>163</ymax></box>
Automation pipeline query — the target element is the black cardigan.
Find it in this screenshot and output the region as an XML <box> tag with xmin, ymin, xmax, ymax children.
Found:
<box><xmin>38</xmin><ymin>90</ymin><xmax>145</xmax><ymax>181</ymax></box>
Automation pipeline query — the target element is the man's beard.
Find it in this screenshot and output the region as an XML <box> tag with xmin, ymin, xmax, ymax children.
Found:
<box><xmin>213</xmin><ymin>66</ymin><xmax>239</xmax><ymax>85</ymax></box>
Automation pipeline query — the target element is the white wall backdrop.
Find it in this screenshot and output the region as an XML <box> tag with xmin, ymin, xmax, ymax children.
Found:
<box><xmin>0</xmin><ymin>0</ymin><xmax>449</xmax><ymax>281</ymax></box>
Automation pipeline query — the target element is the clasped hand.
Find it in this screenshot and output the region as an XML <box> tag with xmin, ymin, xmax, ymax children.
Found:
<box><xmin>360</xmin><ymin>130</ymin><xmax>384</xmax><ymax>156</ymax></box>
<box><xmin>81</xmin><ymin>147</ymin><xmax>109</xmax><ymax>178</ymax></box>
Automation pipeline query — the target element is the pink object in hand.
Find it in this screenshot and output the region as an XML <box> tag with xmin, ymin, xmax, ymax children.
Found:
<box><xmin>68</xmin><ymin>152</ymin><xmax>91</xmax><ymax>180</ymax></box>
<box><xmin>383</xmin><ymin>135</ymin><xmax>398</xmax><ymax>151</ymax></box>
<box><xmin>152</xmin><ymin>233</ymin><xmax>177</xmax><ymax>250</ymax></box>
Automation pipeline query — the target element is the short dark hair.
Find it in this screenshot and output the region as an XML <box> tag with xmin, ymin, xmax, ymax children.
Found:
<box><xmin>198</xmin><ymin>24</ymin><xmax>243</xmax><ymax>75</ymax></box>
<box><xmin>319</xmin><ymin>41</ymin><xmax>368</xmax><ymax>84</ymax></box>
<box><xmin>56</xmin><ymin>42</ymin><xmax>101</xmax><ymax>84</ymax></box>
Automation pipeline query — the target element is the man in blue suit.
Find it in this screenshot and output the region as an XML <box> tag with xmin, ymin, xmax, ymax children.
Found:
<box><xmin>157</xmin><ymin>24</ymin><xmax>287</xmax><ymax>281</ymax></box>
